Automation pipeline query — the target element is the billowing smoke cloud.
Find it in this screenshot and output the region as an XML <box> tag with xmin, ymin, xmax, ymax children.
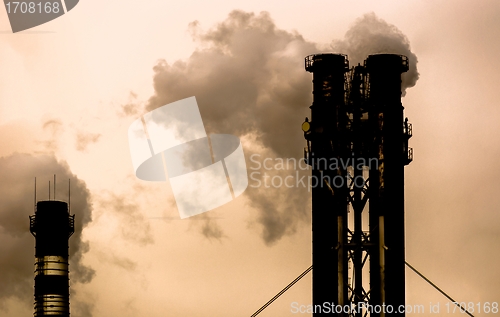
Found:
<box><xmin>331</xmin><ymin>12</ymin><xmax>419</xmax><ymax>95</ymax></box>
<box><xmin>134</xmin><ymin>10</ymin><xmax>418</xmax><ymax>244</ymax></box>
<box><xmin>146</xmin><ymin>10</ymin><xmax>317</xmax><ymax>159</ymax></box>
<box><xmin>0</xmin><ymin>153</ymin><xmax>94</xmax><ymax>312</ymax></box>
<box><xmin>140</xmin><ymin>10</ymin><xmax>316</xmax><ymax>244</ymax></box>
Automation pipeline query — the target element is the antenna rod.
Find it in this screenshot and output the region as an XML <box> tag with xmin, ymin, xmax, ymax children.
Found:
<box><xmin>68</xmin><ymin>179</ymin><xmax>71</xmax><ymax>213</ymax></box>
<box><xmin>34</xmin><ymin>177</ymin><xmax>36</xmax><ymax>212</ymax></box>
<box><xmin>54</xmin><ymin>175</ymin><xmax>56</xmax><ymax>200</ymax></box>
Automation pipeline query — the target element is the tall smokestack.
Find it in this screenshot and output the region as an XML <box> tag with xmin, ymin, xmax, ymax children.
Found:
<box><xmin>304</xmin><ymin>53</ymin><xmax>350</xmax><ymax>313</ymax></box>
<box><xmin>366</xmin><ymin>53</ymin><xmax>410</xmax><ymax>314</ymax></box>
<box><xmin>29</xmin><ymin>180</ymin><xmax>75</xmax><ymax>317</ymax></box>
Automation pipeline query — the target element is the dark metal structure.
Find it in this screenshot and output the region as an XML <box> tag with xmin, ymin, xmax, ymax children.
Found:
<box><xmin>30</xmin><ymin>190</ymin><xmax>75</xmax><ymax>316</ymax></box>
<box><xmin>302</xmin><ymin>53</ymin><xmax>412</xmax><ymax>316</ymax></box>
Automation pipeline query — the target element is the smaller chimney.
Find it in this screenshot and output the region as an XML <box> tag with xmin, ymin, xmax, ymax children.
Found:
<box><xmin>30</xmin><ymin>177</ymin><xmax>75</xmax><ymax>317</ymax></box>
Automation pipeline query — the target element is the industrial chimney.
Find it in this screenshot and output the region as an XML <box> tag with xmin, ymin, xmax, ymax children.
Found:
<box><xmin>29</xmin><ymin>179</ymin><xmax>75</xmax><ymax>317</ymax></box>
<box><xmin>303</xmin><ymin>53</ymin><xmax>412</xmax><ymax>316</ymax></box>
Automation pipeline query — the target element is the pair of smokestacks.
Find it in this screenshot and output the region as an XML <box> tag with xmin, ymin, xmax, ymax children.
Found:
<box><xmin>29</xmin><ymin>178</ymin><xmax>74</xmax><ymax>317</ymax></box>
<box><xmin>304</xmin><ymin>53</ymin><xmax>411</xmax><ymax>316</ymax></box>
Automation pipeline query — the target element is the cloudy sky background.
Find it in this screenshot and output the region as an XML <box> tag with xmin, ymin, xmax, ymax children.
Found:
<box><xmin>0</xmin><ymin>0</ymin><xmax>499</xmax><ymax>316</ymax></box>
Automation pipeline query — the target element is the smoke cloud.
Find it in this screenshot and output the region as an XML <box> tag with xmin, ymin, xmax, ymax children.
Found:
<box><xmin>145</xmin><ymin>10</ymin><xmax>317</xmax><ymax>159</ymax></box>
<box><xmin>75</xmin><ymin>132</ymin><xmax>101</xmax><ymax>152</ymax></box>
<box><xmin>190</xmin><ymin>213</ymin><xmax>226</xmax><ymax>241</ymax></box>
<box><xmin>0</xmin><ymin>153</ymin><xmax>94</xmax><ymax>312</ymax></box>
<box><xmin>119</xmin><ymin>91</ymin><xmax>141</xmax><ymax>117</ymax></box>
<box><xmin>136</xmin><ymin>10</ymin><xmax>418</xmax><ymax>244</ymax></box>
<box><xmin>331</xmin><ymin>12</ymin><xmax>419</xmax><ymax>95</ymax></box>
<box><xmin>97</xmin><ymin>192</ymin><xmax>154</xmax><ymax>246</ymax></box>
<box><xmin>40</xmin><ymin>119</ymin><xmax>63</xmax><ymax>152</ymax></box>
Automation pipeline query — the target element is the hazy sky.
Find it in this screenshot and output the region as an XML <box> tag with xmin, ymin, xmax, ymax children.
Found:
<box><xmin>0</xmin><ymin>1</ymin><xmax>499</xmax><ymax>316</ymax></box>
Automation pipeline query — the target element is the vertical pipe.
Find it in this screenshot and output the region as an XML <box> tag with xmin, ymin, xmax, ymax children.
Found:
<box><xmin>353</xmin><ymin>165</ymin><xmax>363</xmax><ymax>314</ymax></box>
<box><xmin>379</xmin><ymin>215</ymin><xmax>385</xmax><ymax>317</ymax></box>
<box><xmin>337</xmin><ymin>214</ymin><xmax>344</xmax><ymax>309</ymax></box>
<box><xmin>352</xmin><ymin>95</ymin><xmax>363</xmax><ymax>314</ymax></box>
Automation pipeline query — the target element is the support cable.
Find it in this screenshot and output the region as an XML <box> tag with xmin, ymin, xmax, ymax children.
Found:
<box><xmin>405</xmin><ymin>261</ymin><xmax>474</xmax><ymax>317</ymax></box>
<box><xmin>249</xmin><ymin>259</ymin><xmax>469</xmax><ymax>317</ymax></box>
<box><xmin>250</xmin><ymin>265</ymin><xmax>312</xmax><ymax>317</ymax></box>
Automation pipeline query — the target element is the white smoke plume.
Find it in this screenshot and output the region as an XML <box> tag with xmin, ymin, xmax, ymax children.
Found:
<box><xmin>331</xmin><ymin>12</ymin><xmax>419</xmax><ymax>95</ymax></box>
<box><xmin>134</xmin><ymin>10</ymin><xmax>418</xmax><ymax>244</ymax></box>
<box><xmin>0</xmin><ymin>153</ymin><xmax>94</xmax><ymax>314</ymax></box>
